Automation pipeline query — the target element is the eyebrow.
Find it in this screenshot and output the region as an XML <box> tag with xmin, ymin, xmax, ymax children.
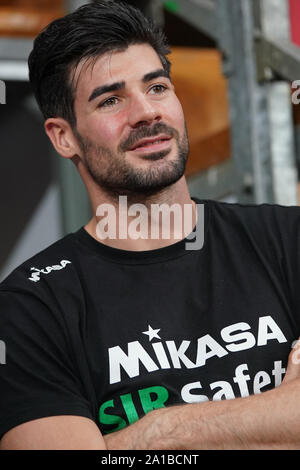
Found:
<box><xmin>142</xmin><ymin>69</ymin><xmax>170</xmax><ymax>83</ymax></box>
<box><xmin>88</xmin><ymin>68</ymin><xmax>170</xmax><ymax>102</ymax></box>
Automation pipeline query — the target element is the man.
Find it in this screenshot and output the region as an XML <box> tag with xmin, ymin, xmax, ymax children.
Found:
<box><xmin>1</xmin><ymin>0</ymin><xmax>300</xmax><ymax>450</ymax></box>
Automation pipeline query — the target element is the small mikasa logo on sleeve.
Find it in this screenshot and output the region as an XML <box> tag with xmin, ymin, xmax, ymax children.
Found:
<box><xmin>28</xmin><ymin>260</ymin><xmax>72</xmax><ymax>282</ymax></box>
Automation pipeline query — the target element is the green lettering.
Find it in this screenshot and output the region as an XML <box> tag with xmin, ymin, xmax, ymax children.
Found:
<box><xmin>138</xmin><ymin>386</ymin><xmax>169</xmax><ymax>414</ymax></box>
<box><xmin>99</xmin><ymin>399</ymin><xmax>127</xmax><ymax>434</ymax></box>
<box><xmin>120</xmin><ymin>393</ymin><xmax>139</xmax><ymax>425</ymax></box>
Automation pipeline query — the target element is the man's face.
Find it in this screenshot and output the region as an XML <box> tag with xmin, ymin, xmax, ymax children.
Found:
<box><xmin>73</xmin><ymin>43</ymin><xmax>189</xmax><ymax>197</ymax></box>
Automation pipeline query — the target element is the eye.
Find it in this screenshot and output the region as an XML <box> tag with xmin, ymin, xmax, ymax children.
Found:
<box><xmin>98</xmin><ymin>96</ymin><xmax>119</xmax><ymax>108</ymax></box>
<box><xmin>149</xmin><ymin>84</ymin><xmax>167</xmax><ymax>94</ymax></box>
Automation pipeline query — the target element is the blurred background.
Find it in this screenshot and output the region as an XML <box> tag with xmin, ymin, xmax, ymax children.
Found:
<box><xmin>0</xmin><ymin>0</ymin><xmax>299</xmax><ymax>280</ymax></box>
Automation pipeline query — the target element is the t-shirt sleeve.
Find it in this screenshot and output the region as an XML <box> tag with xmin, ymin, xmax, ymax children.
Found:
<box><xmin>276</xmin><ymin>205</ymin><xmax>300</xmax><ymax>323</ymax></box>
<box><xmin>0</xmin><ymin>289</ymin><xmax>94</xmax><ymax>440</ymax></box>
<box><xmin>253</xmin><ymin>204</ymin><xmax>300</xmax><ymax>328</ymax></box>
<box><xmin>223</xmin><ymin>202</ymin><xmax>300</xmax><ymax>331</ymax></box>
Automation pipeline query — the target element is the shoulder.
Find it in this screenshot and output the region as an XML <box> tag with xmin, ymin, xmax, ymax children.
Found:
<box><xmin>203</xmin><ymin>199</ymin><xmax>300</xmax><ymax>230</ymax></box>
<box><xmin>204</xmin><ymin>198</ymin><xmax>300</xmax><ymax>216</ymax></box>
<box><xmin>0</xmin><ymin>231</ymin><xmax>80</xmax><ymax>297</ymax></box>
<box><xmin>0</xmin><ymin>231</ymin><xmax>87</xmax><ymax>335</ymax></box>
<box><xmin>195</xmin><ymin>198</ymin><xmax>300</xmax><ymax>257</ymax></box>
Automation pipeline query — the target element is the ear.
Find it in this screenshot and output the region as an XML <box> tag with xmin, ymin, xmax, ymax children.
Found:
<box><xmin>44</xmin><ymin>117</ymin><xmax>81</xmax><ymax>159</ymax></box>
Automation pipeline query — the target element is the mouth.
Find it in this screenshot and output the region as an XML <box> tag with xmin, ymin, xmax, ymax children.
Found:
<box><xmin>129</xmin><ymin>135</ymin><xmax>173</xmax><ymax>154</ymax></box>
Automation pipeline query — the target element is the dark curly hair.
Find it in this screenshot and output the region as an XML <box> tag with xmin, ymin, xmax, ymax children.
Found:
<box><xmin>28</xmin><ymin>0</ymin><xmax>171</xmax><ymax>129</ymax></box>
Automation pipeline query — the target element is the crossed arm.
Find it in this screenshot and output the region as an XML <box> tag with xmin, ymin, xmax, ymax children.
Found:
<box><xmin>2</xmin><ymin>343</ymin><xmax>300</xmax><ymax>450</ymax></box>
<box><xmin>104</xmin><ymin>378</ymin><xmax>300</xmax><ymax>450</ymax></box>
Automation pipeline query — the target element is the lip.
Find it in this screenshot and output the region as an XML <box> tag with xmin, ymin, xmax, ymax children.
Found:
<box><xmin>129</xmin><ymin>135</ymin><xmax>172</xmax><ymax>152</ymax></box>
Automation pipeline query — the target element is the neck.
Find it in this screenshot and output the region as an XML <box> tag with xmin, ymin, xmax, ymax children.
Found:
<box><xmin>84</xmin><ymin>176</ymin><xmax>197</xmax><ymax>251</ymax></box>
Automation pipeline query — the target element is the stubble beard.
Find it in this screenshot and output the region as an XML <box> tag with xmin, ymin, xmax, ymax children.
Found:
<box><xmin>74</xmin><ymin>122</ymin><xmax>190</xmax><ymax>200</ymax></box>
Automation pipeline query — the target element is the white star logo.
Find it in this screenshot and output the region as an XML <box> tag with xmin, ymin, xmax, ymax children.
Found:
<box><xmin>142</xmin><ymin>325</ymin><xmax>161</xmax><ymax>342</ymax></box>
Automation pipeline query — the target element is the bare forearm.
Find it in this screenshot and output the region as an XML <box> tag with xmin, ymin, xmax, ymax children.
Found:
<box><xmin>104</xmin><ymin>379</ymin><xmax>300</xmax><ymax>450</ymax></box>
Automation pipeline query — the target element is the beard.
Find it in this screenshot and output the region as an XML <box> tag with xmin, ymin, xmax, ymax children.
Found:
<box><xmin>74</xmin><ymin>121</ymin><xmax>189</xmax><ymax>199</ymax></box>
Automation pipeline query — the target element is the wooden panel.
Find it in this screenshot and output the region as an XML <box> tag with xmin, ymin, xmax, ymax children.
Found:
<box><xmin>0</xmin><ymin>1</ymin><xmax>64</xmax><ymax>37</ymax></box>
<box><xmin>0</xmin><ymin>1</ymin><xmax>61</xmax><ymax>8</ymax></box>
<box><xmin>169</xmin><ymin>47</ymin><xmax>231</xmax><ymax>176</ymax></box>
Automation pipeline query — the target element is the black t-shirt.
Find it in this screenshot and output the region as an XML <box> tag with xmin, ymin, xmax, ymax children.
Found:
<box><xmin>1</xmin><ymin>198</ymin><xmax>300</xmax><ymax>438</ymax></box>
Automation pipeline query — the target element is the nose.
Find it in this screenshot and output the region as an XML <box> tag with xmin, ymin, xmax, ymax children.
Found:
<box><xmin>128</xmin><ymin>93</ymin><xmax>161</xmax><ymax>128</ymax></box>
